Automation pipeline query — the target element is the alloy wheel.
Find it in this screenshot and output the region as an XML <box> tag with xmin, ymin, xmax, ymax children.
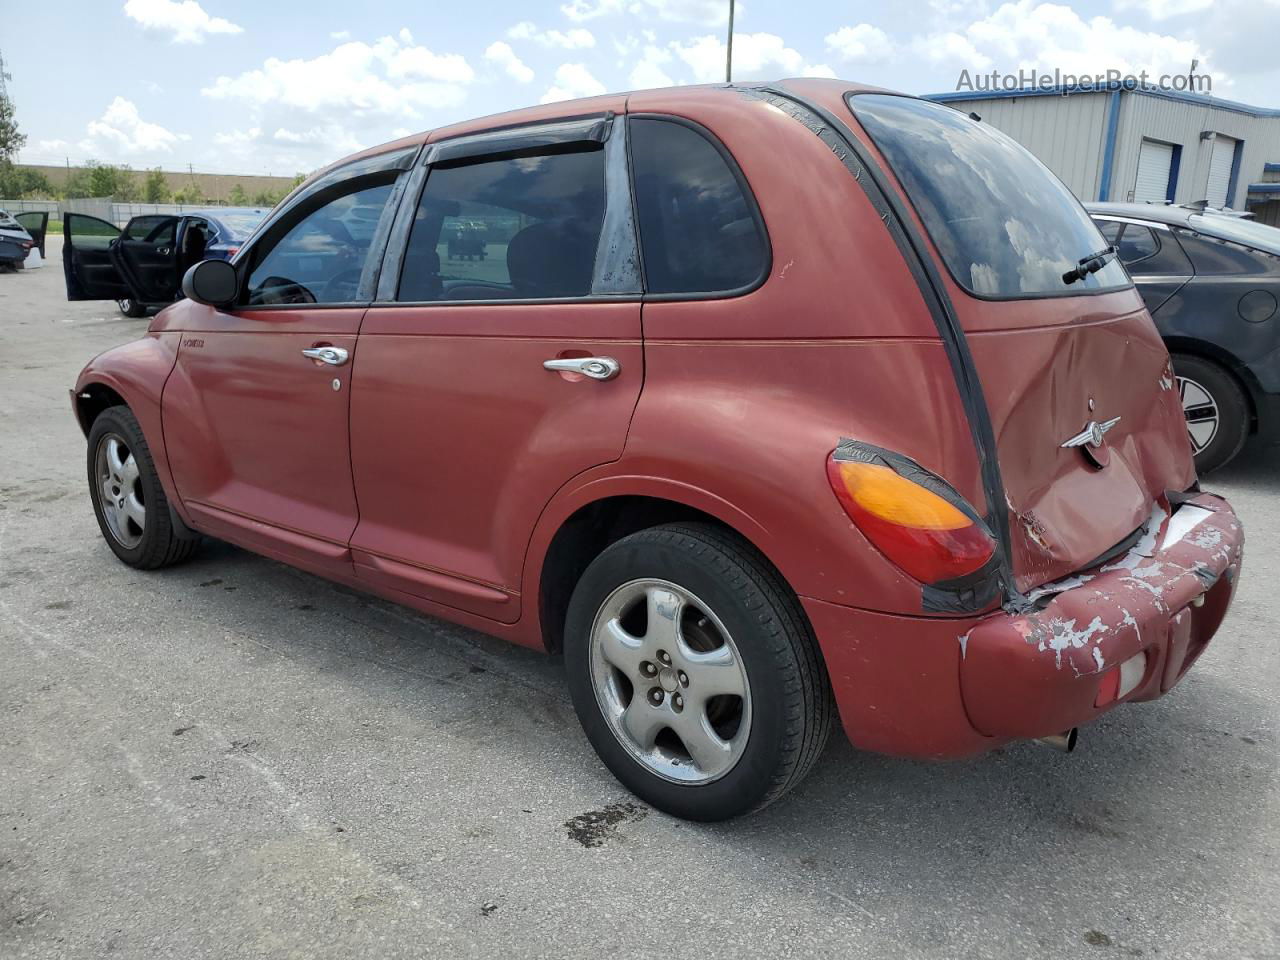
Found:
<box><xmin>1178</xmin><ymin>375</ymin><xmax>1220</xmax><ymax>454</ymax></box>
<box><xmin>95</xmin><ymin>433</ymin><xmax>145</xmax><ymax>548</ymax></box>
<box><xmin>589</xmin><ymin>578</ymin><xmax>751</xmax><ymax>784</ymax></box>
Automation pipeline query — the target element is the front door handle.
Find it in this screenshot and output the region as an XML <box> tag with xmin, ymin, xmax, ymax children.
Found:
<box><xmin>542</xmin><ymin>356</ymin><xmax>620</xmax><ymax>381</ymax></box>
<box><xmin>302</xmin><ymin>346</ymin><xmax>349</xmax><ymax>366</ymax></box>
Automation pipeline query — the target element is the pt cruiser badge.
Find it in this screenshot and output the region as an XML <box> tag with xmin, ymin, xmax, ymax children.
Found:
<box><xmin>1062</xmin><ymin>416</ymin><xmax>1122</xmax><ymax>468</ymax></box>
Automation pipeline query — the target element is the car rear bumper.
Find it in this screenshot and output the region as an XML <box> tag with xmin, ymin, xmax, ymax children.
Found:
<box><xmin>803</xmin><ymin>492</ymin><xmax>1244</xmax><ymax>758</ymax></box>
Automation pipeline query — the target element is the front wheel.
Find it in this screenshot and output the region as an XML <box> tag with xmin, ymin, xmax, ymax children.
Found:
<box><xmin>117</xmin><ymin>297</ymin><xmax>146</xmax><ymax>318</ymax></box>
<box><xmin>87</xmin><ymin>406</ymin><xmax>199</xmax><ymax>569</ymax></box>
<box><xmin>564</xmin><ymin>523</ymin><xmax>834</xmax><ymax>821</ymax></box>
<box><xmin>1171</xmin><ymin>353</ymin><xmax>1249</xmax><ymax>474</ymax></box>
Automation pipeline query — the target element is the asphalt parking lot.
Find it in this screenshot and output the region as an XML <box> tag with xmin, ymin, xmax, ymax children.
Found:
<box><xmin>2</xmin><ymin>241</ymin><xmax>1277</xmax><ymax>960</ymax></box>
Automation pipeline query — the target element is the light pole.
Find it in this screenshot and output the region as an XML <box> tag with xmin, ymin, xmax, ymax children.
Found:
<box><xmin>725</xmin><ymin>0</ymin><xmax>735</xmax><ymax>83</ymax></box>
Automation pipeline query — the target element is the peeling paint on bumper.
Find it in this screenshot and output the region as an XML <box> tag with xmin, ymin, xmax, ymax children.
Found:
<box><xmin>959</xmin><ymin>493</ymin><xmax>1243</xmax><ymax>740</ymax></box>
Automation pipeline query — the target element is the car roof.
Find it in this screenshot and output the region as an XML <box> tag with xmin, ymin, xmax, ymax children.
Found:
<box><xmin>1084</xmin><ymin>202</ymin><xmax>1200</xmax><ymax>228</ymax></box>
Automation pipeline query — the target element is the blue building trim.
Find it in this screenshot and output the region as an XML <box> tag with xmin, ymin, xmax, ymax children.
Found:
<box><xmin>1098</xmin><ymin>90</ymin><xmax>1123</xmax><ymax>201</ymax></box>
<box><xmin>926</xmin><ymin>82</ymin><xmax>1280</xmax><ymax>120</ymax></box>
<box><xmin>1226</xmin><ymin>140</ymin><xmax>1245</xmax><ymax>208</ymax></box>
<box><xmin>1264</xmin><ymin>162</ymin><xmax>1280</xmax><ymax>173</ymax></box>
<box><xmin>1167</xmin><ymin>143</ymin><xmax>1183</xmax><ymax>202</ymax></box>
<box><xmin>1248</xmin><ymin>183</ymin><xmax>1280</xmax><ymax>194</ymax></box>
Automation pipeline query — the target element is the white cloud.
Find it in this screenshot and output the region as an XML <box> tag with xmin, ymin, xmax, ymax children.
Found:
<box><xmin>561</xmin><ymin>0</ymin><xmax>728</xmax><ymax>25</ymax></box>
<box><xmin>629</xmin><ymin>44</ymin><xmax>674</xmax><ymax>88</ymax></box>
<box><xmin>539</xmin><ymin>63</ymin><xmax>607</xmax><ymax>104</ymax></box>
<box><xmin>485</xmin><ymin>41</ymin><xmax>535</xmax><ymax>84</ymax></box>
<box><xmin>507</xmin><ymin>22</ymin><xmax>596</xmax><ymax>48</ymax></box>
<box><xmin>201</xmin><ymin>31</ymin><xmax>474</xmax><ymax>117</ymax></box>
<box><xmin>330</xmin><ymin>30</ymin><xmax>350</xmax><ymax>40</ymax></box>
<box><xmin>122</xmin><ymin>0</ymin><xmax>242</xmax><ymax>44</ymax></box>
<box><xmin>825</xmin><ymin>24</ymin><xmax>894</xmax><ymax>62</ymax></box>
<box><xmin>916</xmin><ymin>1</ymin><xmax>1218</xmax><ymax>83</ymax></box>
<box><xmin>79</xmin><ymin>97</ymin><xmax>188</xmax><ymax>156</ymax></box>
<box><xmin>1114</xmin><ymin>0</ymin><xmax>1214</xmax><ymax>19</ymax></box>
<box><xmin>673</xmin><ymin>33</ymin><xmax>833</xmax><ymax>83</ymax></box>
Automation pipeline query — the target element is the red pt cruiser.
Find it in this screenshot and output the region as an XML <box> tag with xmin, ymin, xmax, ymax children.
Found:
<box><xmin>65</xmin><ymin>80</ymin><xmax>1245</xmax><ymax>821</ymax></box>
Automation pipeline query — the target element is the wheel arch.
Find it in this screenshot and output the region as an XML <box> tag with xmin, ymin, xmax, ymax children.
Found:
<box><xmin>73</xmin><ymin>381</ymin><xmax>129</xmax><ymax>437</ymax></box>
<box><xmin>1164</xmin><ymin>337</ymin><xmax>1261</xmax><ymax>432</ymax></box>
<box><xmin>530</xmin><ymin>479</ymin><xmax>786</xmax><ymax>656</ymax></box>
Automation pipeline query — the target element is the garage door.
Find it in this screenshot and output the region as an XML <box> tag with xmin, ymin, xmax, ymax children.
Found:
<box><xmin>1134</xmin><ymin>140</ymin><xmax>1174</xmax><ymax>202</ymax></box>
<box><xmin>1206</xmin><ymin>135</ymin><xmax>1237</xmax><ymax>208</ymax></box>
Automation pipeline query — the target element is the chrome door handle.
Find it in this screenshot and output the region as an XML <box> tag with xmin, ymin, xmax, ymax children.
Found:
<box><xmin>542</xmin><ymin>356</ymin><xmax>620</xmax><ymax>381</ymax></box>
<box><xmin>302</xmin><ymin>346</ymin><xmax>349</xmax><ymax>366</ymax></box>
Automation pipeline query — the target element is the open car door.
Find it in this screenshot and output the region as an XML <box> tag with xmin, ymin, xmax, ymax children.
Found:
<box><xmin>62</xmin><ymin>213</ymin><xmax>131</xmax><ymax>301</ymax></box>
<box><xmin>112</xmin><ymin>215</ymin><xmax>182</xmax><ymax>304</ymax></box>
<box><xmin>15</xmin><ymin>212</ymin><xmax>48</xmax><ymax>258</ymax></box>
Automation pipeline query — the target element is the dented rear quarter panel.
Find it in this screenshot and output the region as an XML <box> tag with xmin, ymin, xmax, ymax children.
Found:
<box><xmin>619</xmin><ymin>87</ymin><xmax>991</xmax><ymax>615</ymax></box>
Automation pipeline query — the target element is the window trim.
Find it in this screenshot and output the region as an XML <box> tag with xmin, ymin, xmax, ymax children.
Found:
<box><xmin>425</xmin><ymin>113</ymin><xmax>613</xmax><ymax>166</ymax></box>
<box><xmin>626</xmin><ymin>112</ymin><xmax>772</xmax><ymax>302</ymax></box>
<box><xmin>379</xmin><ymin>115</ymin><xmax>641</xmax><ymax>306</ymax></box>
<box><xmin>846</xmin><ymin>90</ymin><xmax>1132</xmax><ymax>303</ymax></box>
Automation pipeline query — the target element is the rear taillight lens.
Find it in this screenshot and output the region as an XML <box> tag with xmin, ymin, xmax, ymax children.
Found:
<box><xmin>226</xmin><ymin>246</ymin><xmax>240</xmax><ymax>258</ymax></box>
<box><xmin>826</xmin><ymin>456</ymin><xmax>995</xmax><ymax>583</ymax></box>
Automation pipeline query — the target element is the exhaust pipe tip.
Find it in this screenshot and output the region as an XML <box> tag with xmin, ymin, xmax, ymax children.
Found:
<box><xmin>1035</xmin><ymin>728</ymin><xmax>1078</xmax><ymax>753</ymax></box>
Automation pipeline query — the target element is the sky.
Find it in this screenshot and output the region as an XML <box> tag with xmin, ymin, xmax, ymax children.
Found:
<box><xmin>4</xmin><ymin>0</ymin><xmax>1278</xmax><ymax>177</ymax></box>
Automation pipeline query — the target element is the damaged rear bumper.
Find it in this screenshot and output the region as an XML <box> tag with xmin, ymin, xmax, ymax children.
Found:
<box><xmin>802</xmin><ymin>492</ymin><xmax>1243</xmax><ymax>759</ymax></box>
<box><xmin>959</xmin><ymin>492</ymin><xmax>1244</xmax><ymax>740</ymax></box>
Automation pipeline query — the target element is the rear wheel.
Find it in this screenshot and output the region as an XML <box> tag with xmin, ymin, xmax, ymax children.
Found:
<box><xmin>117</xmin><ymin>297</ymin><xmax>147</xmax><ymax>318</ymax></box>
<box><xmin>87</xmin><ymin>406</ymin><xmax>198</xmax><ymax>569</ymax></box>
<box><xmin>564</xmin><ymin>523</ymin><xmax>834</xmax><ymax>821</ymax></box>
<box><xmin>1171</xmin><ymin>353</ymin><xmax>1249</xmax><ymax>474</ymax></box>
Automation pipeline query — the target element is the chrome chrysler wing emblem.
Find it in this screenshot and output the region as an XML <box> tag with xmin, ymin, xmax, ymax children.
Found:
<box><xmin>1061</xmin><ymin>416</ymin><xmax>1121</xmax><ymax>449</ymax></box>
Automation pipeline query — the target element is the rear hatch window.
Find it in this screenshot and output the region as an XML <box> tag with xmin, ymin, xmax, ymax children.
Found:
<box><xmin>850</xmin><ymin>94</ymin><xmax>1129</xmax><ymax>299</ymax></box>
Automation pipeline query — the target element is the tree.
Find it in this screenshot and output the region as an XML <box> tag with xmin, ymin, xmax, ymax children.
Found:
<box><xmin>65</xmin><ymin>161</ymin><xmax>140</xmax><ymax>200</ymax></box>
<box><xmin>144</xmin><ymin>167</ymin><xmax>170</xmax><ymax>203</ymax></box>
<box><xmin>0</xmin><ymin>165</ymin><xmax>54</xmax><ymax>198</ymax></box>
<box><xmin>0</xmin><ymin>93</ymin><xmax>25</xmax><ymax>165</ymax></box>
<box><xmin>227</xmin><ymin>182</ymin><xmax>248</xmax><ymax>205</ymax></box>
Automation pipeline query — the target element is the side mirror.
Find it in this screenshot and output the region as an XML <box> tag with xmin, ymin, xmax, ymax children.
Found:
<box><xmin>181</xmin><ymin>259</ymin><xmax>238</xmax><ymax>308</ymax></box>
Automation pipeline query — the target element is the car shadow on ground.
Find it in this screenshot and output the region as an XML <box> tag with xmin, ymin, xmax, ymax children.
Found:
<box><xmin>1210</xmin><ymin>438</ymin><xmax>1280</xmax><ymax>492</ymax></box>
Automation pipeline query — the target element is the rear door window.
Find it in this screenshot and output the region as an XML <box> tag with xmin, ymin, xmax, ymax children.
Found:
<box><xmin>628</xmin><ymin>117</ymin><xmax>767</xmax><ymax>296</ymax></box>
<box><xmin>1118</xmin><ymin>226</ymin><xmax>1193</xmax><ymax>276</ymax></box>
<box><xmin>398</xmin><ymin>147</ymin><xmax>605</xmax><ymax>302</ymax></box>
<box><xmin>849</xmin><ymin>94</ymin><xmax>1129</xmax><ymax>298</ymax></box>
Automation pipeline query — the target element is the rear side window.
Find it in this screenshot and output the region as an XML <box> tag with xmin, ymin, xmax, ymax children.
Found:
<box><xmin>850</xmin><ymin>94</ymin><xmax>1129</xmax><ymax>299</ymax></box>
<box><xmin>629</xmin><ymin>117</ymin><xmax>767</xmax><ymax>296</ymax></box>
<box><xmin>1117</xmin><ymin>225</ymin><xmax>1193</xmax><ymax>276</ymax></box>
<box><xmin>1174</xmin><ymin>229</ymin><xmax>1278</xmax><ymax>276</ymax></box>
<box><xmin>398</xmin><ymin>147</ymin><xmax>605</xmax><ymax>302</ymax></box>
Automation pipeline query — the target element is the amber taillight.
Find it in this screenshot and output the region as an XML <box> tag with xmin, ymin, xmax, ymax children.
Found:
<box><xmin>826</xmin><ymin>456</ymin><xmax>995</xmax><ymax>584</ymax></box>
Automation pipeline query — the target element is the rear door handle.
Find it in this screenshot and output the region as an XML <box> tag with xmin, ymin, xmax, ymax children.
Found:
<box><xmin>302</xmin><ymin>346</ymin><xmax>349</xmax><ymax>366</ymax></box>
<box><xmin>542</xmin><ymin>356</ymin><xmax>620</xmax><ymax>381</ymax></box>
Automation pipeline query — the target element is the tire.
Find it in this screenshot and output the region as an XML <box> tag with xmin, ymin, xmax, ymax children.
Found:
<box><xmin>117</xmin><ymin>297</ymin><xmax>147</xmax><ymax>318</ymax></box>
<box><xmin>564</xmin><ymin>522</ymin><xmax>834</xmax><ymax>821</ymax></box>
<box><xmin>1171</xmin><ymin>353</ymin><xmax>1249</xmax><ymax>474</ymax></box>
<box><xmin>87</xmin><ymin>406</ymin><xmax>199</xmax><ymax>569</ymax></box>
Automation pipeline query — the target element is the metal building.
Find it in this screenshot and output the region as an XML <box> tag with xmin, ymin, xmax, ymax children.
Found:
<box><xmin>926</xmin><ymin>83</ymin><xmax>1280</xmax><ymax>227</ymax></box>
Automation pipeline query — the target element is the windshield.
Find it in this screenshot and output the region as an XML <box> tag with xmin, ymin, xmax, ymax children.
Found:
<box><xmin>1191</xmin><ymin>214</ymin><xmax>1280</xmax><ymax>256</ymax></box>
<box><xmin>849</xmin><ymin>94</ymin><xmax>1130</xmax><ymax>299</ymax></box>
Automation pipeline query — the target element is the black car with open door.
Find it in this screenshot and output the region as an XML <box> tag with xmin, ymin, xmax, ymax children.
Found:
<box><xmin>62</xmin><ymin>208</ymin><xmax>265</xmax><ymax>317</ymax></box>
<box><xmin>14</xmin><ymin>211</ymin><xmax>48</xmax><ymax>259</ymax></box>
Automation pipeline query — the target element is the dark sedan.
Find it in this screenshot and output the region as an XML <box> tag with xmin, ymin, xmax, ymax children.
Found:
<box><xmin>1088</xmin><ymin>202</ymin><xmax>1280</xmax><ymax>472</ymax></box>
<box><xmin>62</xmin><ymin>207</ymin><xmax>269</xmax><ymax>317</ymax></box>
